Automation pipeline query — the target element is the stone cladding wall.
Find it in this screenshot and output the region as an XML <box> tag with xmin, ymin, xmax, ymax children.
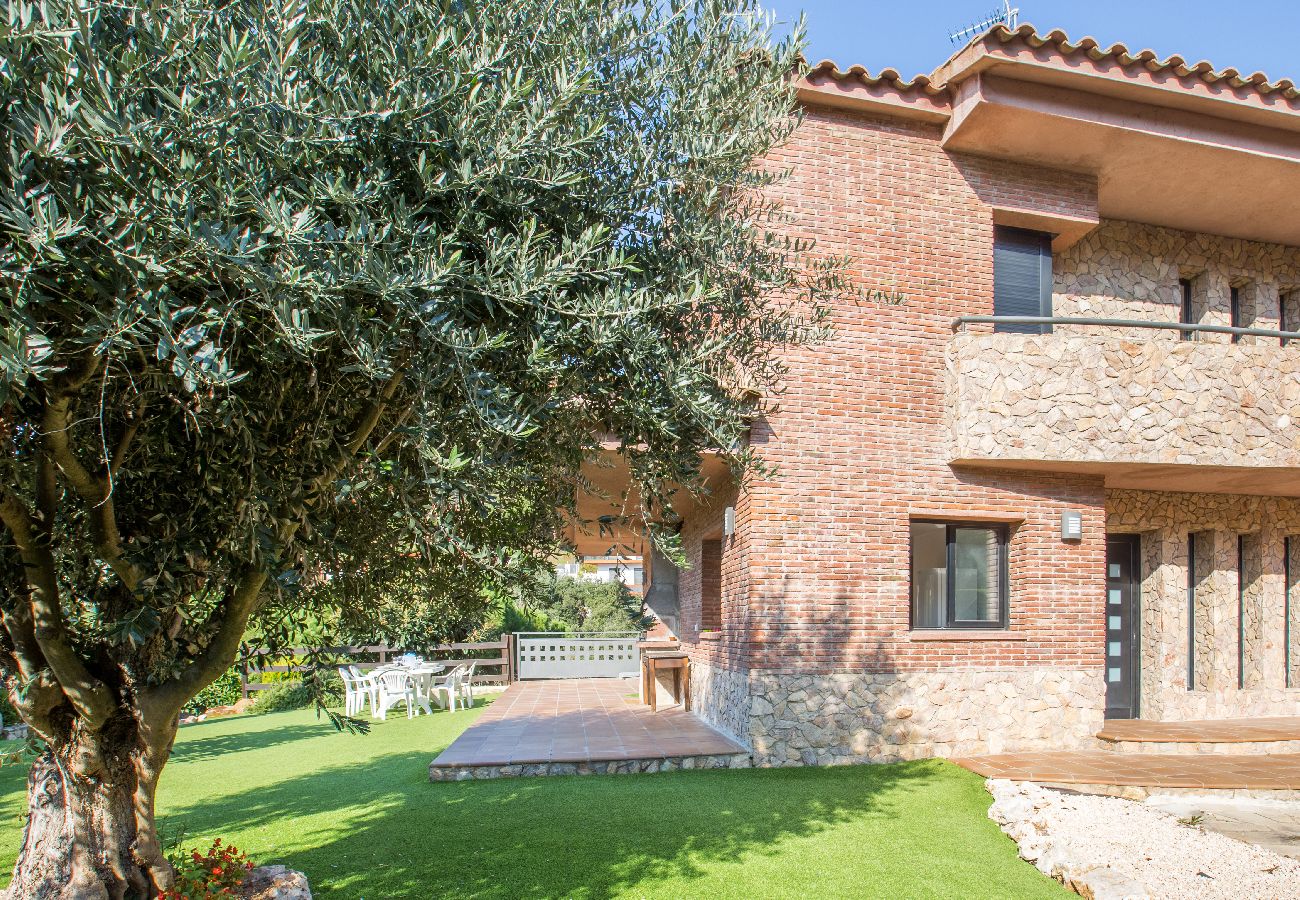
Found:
<box><xmin>1108</xmin><ymin>490</ymin><xmax>1300</xmax><ymax>720</ymax></box>
<box><xmin>947</xmin><ymin>333</ymin><xmax>1300</xmax><ymax>469</ymax></box>
<box><xmin>688</xmin><ymin>660</ymin><xmax>752</xmax><ymax>748</ymax></box>
<box><xmin>1054</xmin><ymin>219</ymin><xmax>1300</xmax><ymax>339</ymax></box>
<box><xmin>744</xmin><ymin>669</ymin><xmax>1102</xmax><ymax>766</ymax></box>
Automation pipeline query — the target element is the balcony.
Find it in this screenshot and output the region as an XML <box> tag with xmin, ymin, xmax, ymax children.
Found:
<box><xmin>946</xmin><ymin>318</ymin><xmax>1300</xmax><ymax>496</ymax></box>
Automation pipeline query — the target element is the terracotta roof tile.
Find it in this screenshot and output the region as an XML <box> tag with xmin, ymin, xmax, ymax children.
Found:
<box><xmin>803</xmin><ymin>60</ymin><xmax>945</xmax><ymax>96</ymax></box>
<box><xmin>990</xmin><ymin>23</ymin><xmax>1300</xmax><ymax>100</ymax></box>
<box><xmin>805</xmin><ymin>23</ymin><xmax>1300</xmax><ymax>104</ymax></box>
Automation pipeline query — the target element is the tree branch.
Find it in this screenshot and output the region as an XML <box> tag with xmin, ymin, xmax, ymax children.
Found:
<box><xmin>370</xmin><ymin>400</ymin><xmax>415</xmax><ymax>457</ymax></box>
<box><xmin>142</xmin><ymin>566</ymin><xmax>268</xmax><ymax>718</ymax></box>
<box><xmin>42</xmin><ymin>387</ymin><xmax>144</xmax><ymax>592</ymax></box>
<box><xmin>0</xmin><ymin>489</ymin><xmax>117</xmax><ymax>729</ymax></box>
<box><xmin>108</xmin><ymin>393</ymin><xmax>146</xmax><ymax>480</ymax></box>
<box><xmin>308</xmin><ymin>364</ymin><xmax>406</xmax><ymax>499</ymax></box>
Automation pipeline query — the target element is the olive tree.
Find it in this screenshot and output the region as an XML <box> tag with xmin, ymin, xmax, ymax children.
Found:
<box><xmin>0</xmin><ymin>0</ymin><xmax>838</xmax><ymax>894</ymax></box>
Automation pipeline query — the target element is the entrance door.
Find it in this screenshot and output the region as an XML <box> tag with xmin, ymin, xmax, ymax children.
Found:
<box><xmin>1105</xmin><ymin>535</ymin><xmax>1140</xmax><ymax>719</ymax></box>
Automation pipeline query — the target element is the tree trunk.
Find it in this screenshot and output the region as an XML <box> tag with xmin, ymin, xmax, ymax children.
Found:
<box><xmin>5</xmin><ymin>717</ymin><xmax>173</xmax><ymax>900</ymax></box>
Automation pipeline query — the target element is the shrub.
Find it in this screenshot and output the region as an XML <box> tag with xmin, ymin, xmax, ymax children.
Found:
<box><xmin>182</xmin><ymin>669</ymin><xmax>243</xmax><ymax>716</ymax></box>
<box><xmin>160</xmin><ymin>838</ymin><xmax>252</xmax><ymax>900</ymax></box>
<box><xmin>251</xmin><ymin>674</ymin><xmax>343</xmax><ymax>714</ymax></box>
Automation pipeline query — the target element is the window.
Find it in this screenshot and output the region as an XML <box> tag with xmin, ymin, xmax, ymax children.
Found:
<box><xmin>1282</xmin><ymin>291</ymin><xmax>1299</xmax><ymax>347</ymax></box>
<box><xmin>910</xmin><ymin>522</ymin><xmax>1009</xmax><ymax>629</ymax></box>
<box><xmin>993</xmin><ymin>227</ymin><xmax>1053</xmax><ymax>334</ymax></box>
<box><xmin>1179</xmin><ymin>278</ymin><xmax>1195</xmax><ymax>341</ymax></box>
<box><xmin>1229</xmin><ymin>284</ymin><xmax>1254</xmax><ymax>343</ymax></box>
<box><xmin>700</xmin><ymin>538</ymin><xmax>722</xmax><ymax>631</ymax></box>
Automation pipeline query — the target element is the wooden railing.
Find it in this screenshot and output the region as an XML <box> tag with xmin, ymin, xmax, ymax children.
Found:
<box><xmin>237</xmin><ymin>638</ymin><xmax>515</xmax><ymax>697</ymax></box>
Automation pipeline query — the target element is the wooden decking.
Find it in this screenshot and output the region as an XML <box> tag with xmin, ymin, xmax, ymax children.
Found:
<box><xmin>1098</xmin><ymin>716</ymin><xmax>1300</xmax><ymax>744</ymax></box>
<box><xmin>954</xmin><ymin>751</ymin><xmax>1300</xmax><ymax>790</ymax></box>
<box><xmin>958</xmin><ymin>716</ymin><xmax>1300</xmax><ymax>791</ymax></box>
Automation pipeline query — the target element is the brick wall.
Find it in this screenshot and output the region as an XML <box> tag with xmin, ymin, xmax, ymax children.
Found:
<box><xmin>673</xmin><ymin>105</ymin><xmax>1111</xmax><ymax>692</ymax></box>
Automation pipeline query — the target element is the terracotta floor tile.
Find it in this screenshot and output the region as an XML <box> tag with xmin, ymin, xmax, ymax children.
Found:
<box><xmin>431</xmin><ymin>678</ymin><xmax>746</xmax><ymax>768</ymax></box>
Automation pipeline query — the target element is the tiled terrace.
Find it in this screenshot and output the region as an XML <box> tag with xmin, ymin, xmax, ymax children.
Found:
<box><xmin>428</xmin><ymin>678</ymin><xmax>749</xmax><ymax>781</ymax></box>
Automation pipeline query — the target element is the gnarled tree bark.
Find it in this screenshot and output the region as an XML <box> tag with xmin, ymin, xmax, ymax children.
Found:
<box><xmin>4</xmin><ymin>709</ymin><xmax>174</xmax><ymax>900</ymax></box>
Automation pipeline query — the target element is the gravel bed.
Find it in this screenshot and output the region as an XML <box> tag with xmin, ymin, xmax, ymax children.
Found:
<box><xmin>987</xmin><ymin>778</ymin><xmax>1300</xmax><ymax>899</ymax></box>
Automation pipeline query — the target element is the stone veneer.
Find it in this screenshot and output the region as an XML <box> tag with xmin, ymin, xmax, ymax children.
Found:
<box><xmin>1055</xmin><ymin>220</ymin><xmax>1300</xmax><ymax>340</ymax></box>
<box><xmin>428</xmin><ymin>752</ymin><xmax>753</xmax><ymax>782</ymax></box>
<box><xmin>688</xmin><ymin>660</ymin><xmax>751</xmax><ymax>747</ymax></box>
<box><xmin>1108</xmin><ymin>489</ymin><xmax>1300</xmax><ymax>721</ymax></box>
<box><xmin>947</xmin><ymin>332</ymin><xmax>1300</xmax><ymax>469</ymax></box>
<box><xmin>690</xmin><ymin>661</ymin><xmax>1103</xmax><ymax>766</ymax></box>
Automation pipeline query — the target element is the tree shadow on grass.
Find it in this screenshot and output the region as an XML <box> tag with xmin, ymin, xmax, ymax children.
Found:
<box><xmin>159</xmin><ymin>748</ymin><xmax>947</xmax><ymax>900</ymax></box>
<box><xmin>169</xmin><ymin>723</ymin><xmax>327</xmax><ymax>764</ymax></box>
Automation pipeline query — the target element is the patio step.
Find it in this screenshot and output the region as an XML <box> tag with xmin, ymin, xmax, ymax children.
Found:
<box><xmin>1096</xmin><ymin>716</ymin><xmax>1300</xmax><ymax>755</ymax></box>
<box><xmin>954</xmin><ymin>750</ymin><xmax>1300</xmax><ymax>799</ymax></box>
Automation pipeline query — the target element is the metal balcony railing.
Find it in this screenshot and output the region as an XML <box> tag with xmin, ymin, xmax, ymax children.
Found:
<box><xmin>951</xmin><ymin>316</ymin><xmax>1300</xmax><ymax>343</ymax></box>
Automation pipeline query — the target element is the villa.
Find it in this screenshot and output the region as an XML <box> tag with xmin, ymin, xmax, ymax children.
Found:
<box><xmin>578</xmin><ymin>24</ymin><xmax>1300</xmax><ymax>767</ymax></box>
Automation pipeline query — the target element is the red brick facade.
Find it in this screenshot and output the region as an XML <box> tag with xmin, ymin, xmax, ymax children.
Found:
<box><xmin>676</xmin><ymin>107</ymin><xmax>1107</xmax><ymax>679</ymax></box>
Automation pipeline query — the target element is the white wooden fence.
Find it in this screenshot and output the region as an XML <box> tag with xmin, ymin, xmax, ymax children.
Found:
<box><xmin>514</xmin><ymin>632</ymin><xmax>642</xmax><ymax>680</ymax></box>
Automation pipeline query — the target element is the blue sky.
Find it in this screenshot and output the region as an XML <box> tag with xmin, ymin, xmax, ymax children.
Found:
<box><xmin>761</xmin><ymin>1</ymin><xmax>1299</xmax><ymax>83</ymax></box>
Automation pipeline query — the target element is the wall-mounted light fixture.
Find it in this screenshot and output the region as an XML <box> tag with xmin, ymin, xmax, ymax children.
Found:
<box><xmin>724</xmin><ymin>506</ymin><xmax>736</xmax><ymax>536</ymax></box>
<box><xmin>1060</xmin><ymin>510</ymin><xmax>1083</xmax><ymax>541</ymax></box>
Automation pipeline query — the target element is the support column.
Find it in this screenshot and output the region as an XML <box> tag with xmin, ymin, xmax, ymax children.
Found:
<box><xmin>1241</xmin><ymin>528</ymin><xmax>1286</xmax><ymax>690</ymax></box>
<box><xmin>1193</xmin><ymin>530</ymin><xmax>1238</xmax><ymax>693</ymax></box>
<box><xmin>1140</xmin><ymin>530</ymin><xmax>1186</xmax><ymax>719</ymax></box>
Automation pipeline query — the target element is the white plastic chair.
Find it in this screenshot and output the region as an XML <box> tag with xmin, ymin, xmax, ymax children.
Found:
<box><xmin>432</xmin><ymin>665</ymin><xmax>467</xmax><ymax>712</ymax></box>
<box><xmin>458</xmin><ymin>662</ymin><xmax>478</xmax><ymax>710</ymax></box>
<box><xmin>374</xmin><ymin>668</ymin><xmax>417</xmax><ymax>720</ymax></box>
<box><xmin>337</xmin><ymin>667</ymin><xmax>362</xmax><ymax>716</ymax></box>
<box><xmin>349</xmin><ymin>665</ymin><xmax>376</xmax><ymax>715</ymax></box>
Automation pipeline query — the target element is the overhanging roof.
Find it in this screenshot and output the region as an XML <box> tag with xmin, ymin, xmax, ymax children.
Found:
<box><xmin>565</xmin><ymin>442</ymin><xmax>733</xmax><ymax>557</ymax></box>
<box><xmin>797</xmin><ymin>24</ymin><xmax>1300</xmax><ymax>248</ymax></box>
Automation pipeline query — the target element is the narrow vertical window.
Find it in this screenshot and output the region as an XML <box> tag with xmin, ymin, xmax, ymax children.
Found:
<box><xmin>1238</xmin><ymin>535</ymin><xmax>1245</xmax><ymax>690</ymax></box>
<box><xmin>1230</xmin><ymin>285</ymin><xmax>1243</xmax><ymax>343</ymax></box>
<box><xmin>1179</xmin><ymin>278</ymin><xmax>1195</xmax><ymax>341</ymax></box>
<box><xmin>1287</xmin><ymin>536</ymin><xmax>1293</xmax><ymax>689</ymax></box>
<box><xmin>993</xmin><ymin>227</ymin><xmax>1054</xmax><ymax>334</ymax></box>
<box><xmin>700</xmin><ymin>539</ymin><xmax>722</xmax><ymax>631</ymax></box>
<box><xmin>1187</xmin><ymin>533</ymin><xmax>1197</xmax><ymax>691</ymax></box>
<box><xmin>1282</xmin><ymin>291</ymin><xmax>1299</xmax><ymax>347</ymax></box>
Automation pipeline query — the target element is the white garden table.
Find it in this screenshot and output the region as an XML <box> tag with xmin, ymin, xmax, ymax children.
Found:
<box><xmin>402</xmin><ymin>663</ymin><xmax>445</xmax><ymax>715</ymax></box>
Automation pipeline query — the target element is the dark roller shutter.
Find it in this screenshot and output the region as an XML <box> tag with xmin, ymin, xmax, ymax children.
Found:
<box><xmin>993</xmin><ymin>226</ymin><xmax>1053</xmax><ymax>334</ymax></box>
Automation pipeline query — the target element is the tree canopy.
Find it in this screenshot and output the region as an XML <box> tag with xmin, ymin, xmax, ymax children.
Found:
<box><xmin>0</xmin><ymin>0</ymin><xmax>838</xmax><ymax>894</ymax></box>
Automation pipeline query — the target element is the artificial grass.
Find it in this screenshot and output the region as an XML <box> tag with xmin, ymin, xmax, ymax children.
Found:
<box><xmin>0</xmin><ymin>703</ymin><xmax>1069</xmax><ymax>899</ymax></box>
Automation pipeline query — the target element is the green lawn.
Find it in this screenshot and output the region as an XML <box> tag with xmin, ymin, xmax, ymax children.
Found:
<box><xmin>0</xmin><ymin>702</ymin><xmax>1067</xmax><ymax>899</ymax></box>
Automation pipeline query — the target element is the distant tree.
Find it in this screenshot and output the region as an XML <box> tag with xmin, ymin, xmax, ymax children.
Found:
<box><xmin>542</xmin><ymin>577</ymin><xmax>651</xmax><ymax>633</ymax></box>
<box><xmin>0</xmin><ymin>0</ymin><xmax>837</xmax><ymax>895</ymax></box>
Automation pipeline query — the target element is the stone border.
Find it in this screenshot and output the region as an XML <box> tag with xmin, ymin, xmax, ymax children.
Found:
<box><xmin>429</xmin><ymin>752</ymin><xmax>752</xmax><ymax>782</ymax></box>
